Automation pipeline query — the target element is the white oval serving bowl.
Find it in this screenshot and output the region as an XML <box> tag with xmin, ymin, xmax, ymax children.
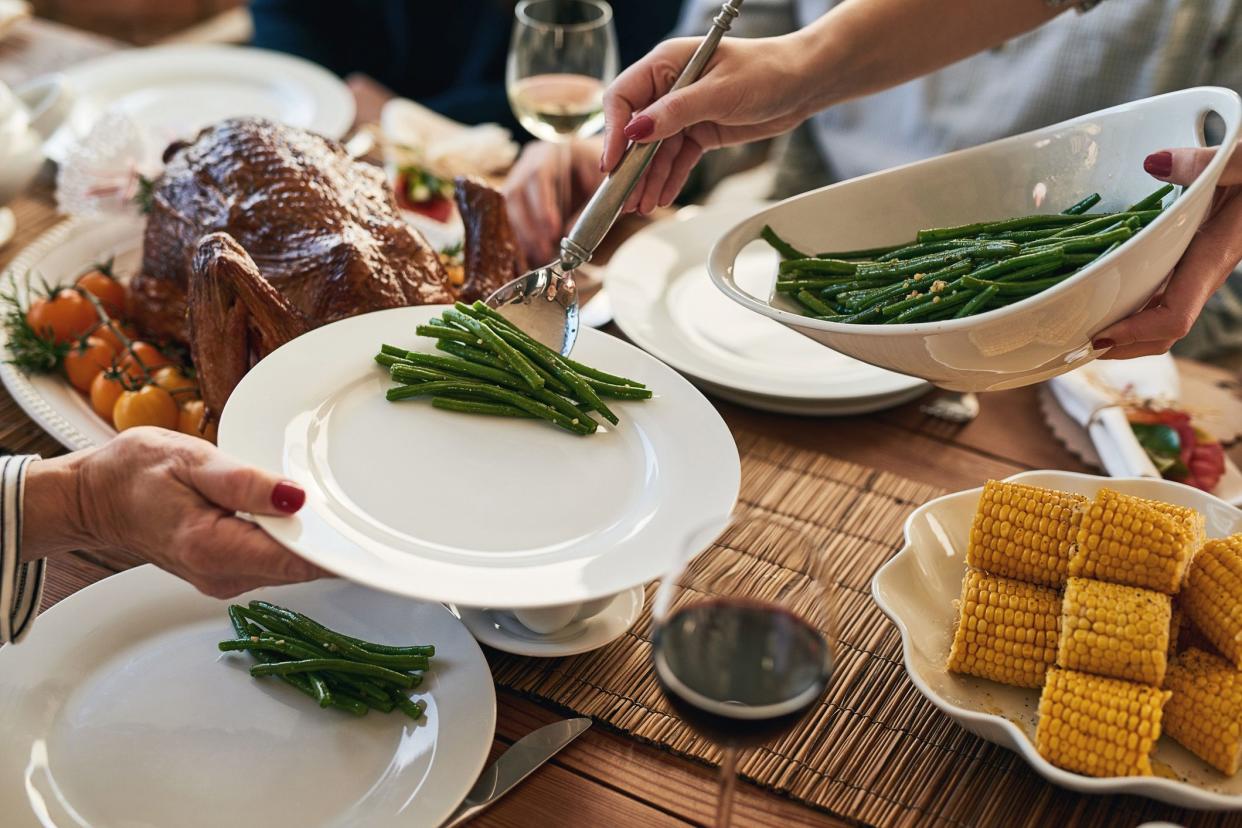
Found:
<box><xmin>871</xmin><ymin>470</ymin><xmax>1242</xmax><ymax>809</ymax></box>
<box><xmin>708</xmin><ymin>87</ymin><xmax>1242</xmax><ymax>392</ymax></box>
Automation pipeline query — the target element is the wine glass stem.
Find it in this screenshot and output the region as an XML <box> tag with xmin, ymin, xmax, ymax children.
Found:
<box><xmin>559</xmin><ymin>138</ymin><xmax>572</xmax><ymax>239</ymax></box>
<box><xmin>715</xmin><ymin>746</ymin><xmax>738</xmax><ymax>828</ymax></box>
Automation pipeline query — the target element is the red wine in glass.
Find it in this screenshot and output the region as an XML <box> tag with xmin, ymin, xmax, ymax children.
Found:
<box><xmin>653</xmin><ymin>598</ymin><xmax>834</xmax><ymax>748</ymax></box>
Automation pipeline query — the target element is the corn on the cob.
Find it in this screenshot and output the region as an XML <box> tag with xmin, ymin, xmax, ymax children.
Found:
<box><xmin>1163</xmin><ymin>648</ymin><xmax>1242</xmax><ymax>775</ymax></box>
<box><xmin>1183</xmin><ymin>534</ymin><xmax>1242</xmax><ymax>669</ymax></box>
<box><xmin>967</xmin><ymin>480</ymin><xmax>1086</xmax><ymax>587</ymax></box>
<box><xmin>947</xmin><ymin>569</ymin><xmax>1060</xmax><ymax>688</ymax></box>
<box><xmin>1057</xmin><ymin>577</ymin><xmax>1171</xmax><ymax>685</ymax></box>
<box><xmin>1036</xmin><ymin>667</ymin><xmax>1170</xmax><ymax>777</ymax></box>
<box><xmin>1068</xmin><ymin>488</ymin><xmax>1202</xmax><ymax>594</ymax></box>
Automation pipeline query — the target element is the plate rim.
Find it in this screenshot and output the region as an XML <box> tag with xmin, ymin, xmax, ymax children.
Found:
<box><xmin>604</xmin><ymin>201</ymin><xmax>928</xmax><ymax>402</ymax></box>
<box><xmin>871</xmin><ymin>468</ymin><xmax>1242</xmax><ymax>808</ymax></box>
<box><xmin>0</xmin><ymin>563</ymin><xmax>498</xmax><ymax>826</ymax></box>
<box><xmin>48</xmin><ymin>43</ymin><xmax>356</xmax><ymax>162</ymax></box>
<box><xmin>0</xmin><ymin>216</ymin><xmax>110</xmax><ymax>452</ymax></box>
<box><xmin>219</xmin><ymin>304</ymin><xmax>741</xmax><ymax>608</ymax></box>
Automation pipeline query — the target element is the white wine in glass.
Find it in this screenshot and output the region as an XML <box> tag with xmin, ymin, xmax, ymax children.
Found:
<box><xmin>506</xmin><ymin>0</ymin><xmax>618</xmax><ymax>232</ymax></box>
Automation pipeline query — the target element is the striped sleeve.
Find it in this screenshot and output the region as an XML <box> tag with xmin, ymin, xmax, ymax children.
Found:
<box><xmin>0</xmin><ymin>455</ymin><xmax>43</xmax><ymax>644</ymax></box>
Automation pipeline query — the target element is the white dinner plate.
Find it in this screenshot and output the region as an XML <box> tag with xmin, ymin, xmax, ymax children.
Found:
<box><xmin>872</xmin><ymin>470</ymin><xmax>1242</xmax><ymax>809</ymax></box>
<box><xmin>0</xmin><ymin>565</ymin><xmax>496</xmax><ymax>827</ymax></box>
<box><xmin>0</xmin><ymin>216</ymin><xmax>142</xmax><ymax>451</ymax></box>
<box><xmin>605</xmin><ymin>202</ymin><xmax>928</xmax><ymax>405</ymax></box>
<box><xmin>218</xmin><ymin>305</ymin><xmax>740</xmax><ymax>609</ymax></box>
<box><xmin>46</xmin><ymin>45</ymin><xmax>355</xmax><ymax>163</ymax></box>
<box><xmin>458</xmin><ymin>585</ymin><xmax>645</xmax><ymax>658</ymax></box>
<box><xmin>693</xmin><ymin>375</ymin><xmax>931</xmax><ymax>416</ymax></box>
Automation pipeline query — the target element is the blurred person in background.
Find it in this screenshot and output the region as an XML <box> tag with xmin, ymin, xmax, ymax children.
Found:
<box><xmin>510</xmin><ymin>0</ymin><xmax>1242</xmax><ymax>362</ymax></box>
<box><xmin>248</xmin><ymin>0</ymin><xmax>681</xmax><ymax>134</ymax></box>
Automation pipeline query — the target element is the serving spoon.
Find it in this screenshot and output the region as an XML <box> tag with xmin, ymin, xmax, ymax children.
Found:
<box><xmin>485</xmin><ymin>0</ymin><xmax>746</xmax><ymax>354</ymax></box>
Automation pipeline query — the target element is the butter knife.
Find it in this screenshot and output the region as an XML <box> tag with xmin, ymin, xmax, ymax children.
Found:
<box><xmin>442</xmin><ymin>717</ymin><xmax>592</xmax><ymax>826</ymax></box>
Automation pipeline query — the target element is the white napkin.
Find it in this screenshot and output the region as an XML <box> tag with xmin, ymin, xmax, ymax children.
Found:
<box><xmin>1047</xmin><ymin>356</ymin><xmax>1181</xmax><ymax>480</ymax></box>
<box><xmin>380</xmin><ymin>97</ymin><xmax>518</xmax><ymax>178</ymax></box>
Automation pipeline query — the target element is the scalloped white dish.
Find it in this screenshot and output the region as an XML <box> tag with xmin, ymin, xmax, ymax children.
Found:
<box><xmin>871</xmin><ymin>470</ymin><xmax>1242</xmax><ymax>809</ymax></box>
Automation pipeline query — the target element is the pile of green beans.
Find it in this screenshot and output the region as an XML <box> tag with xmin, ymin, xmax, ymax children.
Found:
<box><xmin>218</xmin><ymin>601</ymin><xmax>434</xmax><ymax>719</ymax></box>
<box><xmin>764</xmin><ymin>185</ymin><xmax>1174</xmax><ymax>324</ymax></box>
<box><xmin>378</xmin><ymin>301</ymin><xmax>651</xmax><ymax>435</ymax></box>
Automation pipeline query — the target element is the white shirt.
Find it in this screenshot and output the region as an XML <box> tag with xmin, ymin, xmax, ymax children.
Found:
<box><xmin>0</xmin><ymin>454</ymin><xmax>42</xmax><ymax>643</ymax></box>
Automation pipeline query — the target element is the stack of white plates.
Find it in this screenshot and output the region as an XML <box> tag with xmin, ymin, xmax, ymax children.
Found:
<box><xmin>605</xmin><ymin>203</ymin><xmax>930</xmax><ymax>415</ymax></box>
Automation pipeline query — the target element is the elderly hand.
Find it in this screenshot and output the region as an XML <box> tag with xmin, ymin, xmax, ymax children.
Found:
<box><xmin>23</xmin><ymin>427</ymin><xmax>326</xmax><ymax>598</ymax></box>
<box><xmin>504</xmin><ymin>138</ymin><xmax>606</xmax><ymax>264</ymax></box>
<box><xmin>1093</xmin><ymin>143</ymin><xmax>1242</xmax><ymax>360</ymax></box>
<box><xmin>599</xmin><ymin>34</ymin><xmax>818</xmax><ymax>214</ymax></box>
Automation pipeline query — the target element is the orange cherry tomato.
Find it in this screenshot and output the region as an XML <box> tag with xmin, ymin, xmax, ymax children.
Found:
<box><xmin>112</xmin><ymin>384</ymin><xmax>178</xmax><ymax>431</ymax></box>
<box><xmin>118</xmin><ymin>341</ymin><xmax>173</xmax><ymax>383</ymax></box>
<box><xmin>25</xmin><ymin>289</ymin><xmax>98</xmax><ymax>344</ymax></box>
<box><xmin>75</xmin><ymin>270</ymin><xmax>127</xmax><ymax>318</ymax></box>
<box><xmin>89</xmin><ymin>371</ymin><xmax>125</xmax><ymax>423</ymax></box>
<box><xmin>178</xmin><ymin>398</ymin><xmax>218</xmax><ymax>442</ymax></box>
<box><xmin>92</xmin><ymin>319</ymin><xmax>138</xmax><ymax>354</ymax></box>
<box><xmin>151</xmin><ymin>365</ymin><xmax>197</xmax><ymax>406</ymax></box>
<box><xmin>63</xmin><ymin>336</ymin><xmax>116</xmax><ymax>392</ymax></box>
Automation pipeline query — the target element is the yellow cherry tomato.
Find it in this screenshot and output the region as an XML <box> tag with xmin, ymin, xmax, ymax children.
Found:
<box><xmin>151</xmin><ymin>366</ymin><xmax>197</xmax><ymax>407</ymax></box>
<box><xmin>112</xmin><ymin>384</ymin><xmax>178</xmax><ymax>431</ymax></box>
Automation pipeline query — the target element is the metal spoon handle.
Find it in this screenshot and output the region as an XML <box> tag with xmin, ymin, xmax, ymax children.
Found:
<box><xmin>558</xmin><ymin>0</ymin><xmax>745</xmax><ymax>270</ymax></box>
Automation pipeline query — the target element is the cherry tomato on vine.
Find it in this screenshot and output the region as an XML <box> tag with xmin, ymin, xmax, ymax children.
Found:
<box><xmin>75</xmin><ymin>270</ymin><xmax>127</xmax><ymax>317</ymax></box>
<box><xmin>90</xmin><ymin>371</ymin><xmax>126</xmax><ymax>423</ymax></box>
<box><xmin>63</xmin><ymin>336</ymin><xmax>116</xmax><ymax>392</ymax></box>
<box><xmin>112</xmin><ymin>384</ymin><xmax>178</xmax><ymax>431</ymax></box>
<box><xmin>178</xmin><ymin>398</ymin><xmax>218</xmax><ymax>442</ymax></box>
<box><xmin>151</xmin><ymin>366</ymin><xmax>197</xmax><ymax>405</ymax></box>
<box><xmin>26</xmin><ymin>289</ymin><xmax>97</xmax><ymax>344</ymax></box>
<box><xmin>118</xmin><ymin>341</ymin><xmax>173</xmax><ymax>383</ymax></box>
<box><xmin>92</xmin><ymin>319</ymin><xmax>139</xmax><ymax>354</ymax></box>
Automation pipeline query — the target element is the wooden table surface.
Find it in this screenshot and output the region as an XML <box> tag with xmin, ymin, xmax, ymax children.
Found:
<box><xmin>3</xmin><ymin>17</ymin><xmax>1240</xmax><ymax>828</ymax></box>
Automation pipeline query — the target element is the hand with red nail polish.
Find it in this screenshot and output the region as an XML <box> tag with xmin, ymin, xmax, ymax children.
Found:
<box><xmin>21</xmin><ymin>427</ymin><xmax>328</xmax><ymax>599</ymax></box>
<box><xmin>1092</xmin><ymin>140</ymin><xmax>1242</xmax><ymax>360</ymax></box>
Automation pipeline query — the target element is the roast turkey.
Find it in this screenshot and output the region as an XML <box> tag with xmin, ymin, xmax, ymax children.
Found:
<box><xmin>130</xmin><ymin>117</ymin><xmax>523</xmax><ymax>423</ymax></box>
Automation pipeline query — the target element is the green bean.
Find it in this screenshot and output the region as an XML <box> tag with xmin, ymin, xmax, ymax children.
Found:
<box><xmin>387</xmin><ymin>380</ymin><xmax>595</xmax><ymax>434</ymax></box>
<box><xmin>415</xmin><ymin>323</ymin><xmax>475</xmax><ymax>345</ymax></box>
<box><xmin>843</xmin><ymin>260</ymin><xmax>973</xmax><ymax>311</ymax></box>
<box><xmin>760</xmin><ymin>225</ymin><xmax>809</xmax><ymax>259</ymax></box>
<box><xmin>322</xmin><ymin>674</ymin><xmax>398</xmax><ymax>711</ymax></box>
<box><xmin>814</xmin><ymin>243</ymin><xmax>906</xmax><ymax>260</ymax></box>
<box><xmin>444</xmin><ymin>308</ymin><xmax>544</xmax><ymax>391</ymax></box>
<box><xmin>489</xmin><ymin>325</ymin><xmax>618</xmax><ymax>425</ymax></box>
<box><xmin>873</xmin><ymin>239</ymin><xmax>973</xmax><ymax>262</ymax></box>
<box><xmin>467</xmin><ymin>302</ymin><xmax>647</xmax><ymax>388</ymax></box>
<box><xmin>1046</xmin><ymin>210</ymin><xmax>1159</xmax><ymax>239</ymax></box>
<box><xmin>794</xmin><ymin>290</ymin><xmax>837</xmax><ymax>316</ymax></box>
<box><xmin>249</xmin><ymin>602</ymin><xmax>437</xmax><ymax>665</ymax></box>
<box><xmin>219</xmin><ymin>635</ymin><xmax>321</xmax><ymax>661</ymax></box>
<box><xmin>249</xmin><ymin>603</ymin><xmax>436</xmax><ymax>659</ymax></box>
<box><xmin>884</xmin><ymin>289</ymin><xmax>975</xmax><ymax>323</ymax></box>
<box><xmin>237</xmin><ymin>641</ymin><xmax>367</xmax><ymax>716</ymax></box>
<box><xmin>1022</xmin><ymin>226</ymin><xmax>1132</xmax><ymax>255</ymax></box>
<box><xmin>778</xmin><ymin>257</ymin><xmax>858</xmax><ymax>276</ymax></box>
<box><xmin>856</xmin><ymin>249</ymin><xmax>970</xmax><ymax>278</ymax></box>
<box><xmin>250</xmin><ymin>659</ymin><xmax>420</xmax><ymax>688</ymax></box>
<box><xmin>969</xmin><ymin>247</ymin><xmax>1065</xmax><ymax>281</ymax></box>
<box><xmin>1062</xmin><ymin>193</ymin><xmax>1101</xmax><ymax>215</ymax></box>
<box><xmin>234</xmin><ymin>605</ymin><xmax>300</xmax><ymax>638</ymax></box>
<box><xmin>981</xmin><ymin>228</ymin><xmax>1067</xmax><ymax>243</ymax></box>
<box><xmin>1126</xmin><ymin>184</ymin><xmax>1174</xmax><ymax>212</ymax></box>
<box><xmin>307</xmin><ymin>673</ymin><xmax>333</xmax><ymax>708</ymax></box>
<box><xmin>436</xmin><ymin>340</ymin><xmax>572</xmax><ymax>395</ymax></box>
<box><xmin>962</xmin><ymin>274</ymin><xmax>1072</xmax><ymax>294</ymax></box>
<box><xmin>431</xmin><ymin>397</ymin><xmax>537</xmax><ymax>418</ymax></box>
<box><xmin>582</xmin><ymin>379</ymin><xmax>653</xmax><ymax>400</ymax></box>
<box><xmin>390</xmin><ymin>690</ymin><xmax>427</xmax><ymax>721</ymax></box>
<box><xmin>954</xmin><ymin>285</ymin><xmax>999</xmax><ymax>318</ymax></box>
<box><xmin>775</xmin><ymin>277</ymin><xmax>863</xmax><ymax>293</ymax></box>
<box><xmin>228</xmin><ymin>605</ymin><xmax>252</xmax><ymax>638</ymax></box>
<box><xmin>835</xmin><ymin>306</ymin><xmax>885</xmax><ymax>324</ymax></box>
<box><xmin>959</xmin><ymin>240</ymin><xmax>1021</xmax><ymax>259</ymax></box>
<box><xmin>388</xmin><ymin>349</ymin><xmax>534</xmax><ymax>392</ymax></box>
<box><xmin>824</xmin><ymin>279</ymin><xmax>904</xmax><ymax>296</ymax></box>
<box><xmin>916</xmin><ymin>212</ymin><xmax>1096</xmax><ymax>243</ymax></box>
<box><xmin>374</xmin><ymin>352</ymin><xmax>415</xmax><ymax>369</ymax></box>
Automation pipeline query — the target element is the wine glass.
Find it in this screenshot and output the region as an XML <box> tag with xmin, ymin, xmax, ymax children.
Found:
<box><xmin>651</xmin><ymin>513</ymin><xmax>838</xmax><ymax>827</ymax></box>
<box><xmin>506</xmin><ymin>0</ymin><xmax>619</xmax><ymax>246</ymax></box>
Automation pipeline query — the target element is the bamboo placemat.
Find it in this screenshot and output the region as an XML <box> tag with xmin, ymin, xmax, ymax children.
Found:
<box><xmin>488</xmin><ymin>430</ymin><xmax>1240</xmax><ymax>828</ymax></box>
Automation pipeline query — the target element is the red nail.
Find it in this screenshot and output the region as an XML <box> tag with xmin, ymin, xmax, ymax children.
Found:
<box><xmin>1143</xmin><ymin>151</ymin><xmax>1173</xmax><ymax>179</ymax></box>
<box><xmin>623</xmin><ymin>114</ymin><xmax>654</xmax><ymax>141</ymax></box>
<box><xmin>271</xmin><ymin>481</ymin><xmax>305</xmax><ymax>514</ymax></box>
<box><xmin>1092</xmin><ymin>338</ymin><xmax>1115</xmax><ymax>351</ymax></box>
<box><xmin>599</xmin><ymin>157</ymin><xmax>606</xmax><ymax>173</ymax></box>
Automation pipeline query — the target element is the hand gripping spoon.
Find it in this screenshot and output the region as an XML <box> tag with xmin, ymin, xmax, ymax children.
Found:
<box><xmin>484</xmin><ymin>0</ymin><xmax>746</xmax><ymax>354</ymax></box>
